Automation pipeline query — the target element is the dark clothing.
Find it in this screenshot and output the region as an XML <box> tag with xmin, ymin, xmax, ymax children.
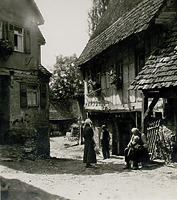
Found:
<box><xmin>83</xmin><ymin>124</ymin><xmax>97</xmax><ymax>164</ymax></box>
<box><xmin>101</xmin><ymin>130</ymin><xmax>110</xmax><ymax>159</ymax></box>
<box><xmin>124</xmin><ymin>133</ymin><xmax>149</xmax><ymax>168</ymax></box>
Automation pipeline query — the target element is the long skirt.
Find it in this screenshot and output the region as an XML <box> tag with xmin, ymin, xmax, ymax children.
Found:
<box><xmin>83</xmin><ymin>141</ymin><xmax>97</xmax><ymax>164</ymax></box>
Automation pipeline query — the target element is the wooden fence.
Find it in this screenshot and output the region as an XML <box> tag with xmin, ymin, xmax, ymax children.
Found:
<box><xmin>147</xmin><ymin>120</ymin><xmax>173</xmax><ymax>163</ymax></box>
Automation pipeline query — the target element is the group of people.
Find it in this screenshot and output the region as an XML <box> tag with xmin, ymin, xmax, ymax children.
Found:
<box><xmin>82</xmin><ymin>118</ymin><xmax>149</xmax><ymax>169</ymax></box>
<box><xmin>82</xmin><ymin>119</ymin><xmax>110</xmax><ymax>168</ymax></box>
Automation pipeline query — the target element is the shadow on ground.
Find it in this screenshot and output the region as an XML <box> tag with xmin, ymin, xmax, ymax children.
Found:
<box><xmin>0</xmin><ymin>156</ymin><xmax>165</xmax><ymax>176</ymax></box>
<box><xmin>0</xmin><ymin>157</ymin><xmax>126</xmax><ymax>175</ymax></box>
<box><xmin>1</xmin><ymin>176</ymin><xmax>69</xmax><ymax>200</ymax></box>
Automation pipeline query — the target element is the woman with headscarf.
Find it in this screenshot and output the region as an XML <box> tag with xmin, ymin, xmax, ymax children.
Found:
<box><xmin>83</xmin><ymin>119</ymin><xmax>97</xmax><ymax>168</ymax></box>
<box><xmin>124</xmin><ymin>128</ymin><xmax>149</xmax><ymax>170</ymax></box>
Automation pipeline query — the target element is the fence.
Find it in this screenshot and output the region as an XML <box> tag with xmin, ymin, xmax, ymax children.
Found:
<box><xmin>147</xmin><ymin>120</ymin><xmax>173</xmax><ymax>163</ymax></box>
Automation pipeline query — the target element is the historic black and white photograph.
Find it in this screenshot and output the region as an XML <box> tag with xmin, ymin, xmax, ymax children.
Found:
<box><xmin>1</xmin><ymin>0</ymin><xmax>177</xmax><ymax>200</ymax></box>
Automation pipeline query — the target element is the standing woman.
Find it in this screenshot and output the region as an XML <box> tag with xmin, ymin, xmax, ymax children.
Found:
<box><xmin>83</xmin><ymin>119</ymin><xmax>97</xmax><ymax>168</ymax></box>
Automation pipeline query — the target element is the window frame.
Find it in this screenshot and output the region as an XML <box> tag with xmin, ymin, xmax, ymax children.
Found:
<box><xmin>13</xmin><ymin>25</ymin><xmax>24</xmax><ymax>53</ymax></box>
<box><xmin>20</xmin><ymin>83</ymin><xmax>39</xmax><ymax>108</ymax></box>
<box><xmin>27</xmin><ymin>84</ymin><xmax>38</xmax><ymax>107</ymax></box>
<box><xmin>135</xmin><ymin>51</ymin><xmax>145</xmax><ymax>76</ymax></box>
<box><xmin>115</xmin><ymin>61</ymin><xmax>123</xmax><ymax>87</ymax></box>
<box><xmin>0</xmin><ymin>22</ymin><xmax>31</xmax><ymax>54</ymax></box>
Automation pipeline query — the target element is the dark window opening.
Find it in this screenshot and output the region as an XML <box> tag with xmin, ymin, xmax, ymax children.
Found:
<box><xmin>135</xmin><ymin>51</ymin><xmax>145</xmax><ymax>76</ymax></box>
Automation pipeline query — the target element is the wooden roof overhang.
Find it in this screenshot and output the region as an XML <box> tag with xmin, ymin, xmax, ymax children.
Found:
<box><xmin>78</xmin><ymin>0</ymin><xmax>165</xmax><ymax>67</ymax></box>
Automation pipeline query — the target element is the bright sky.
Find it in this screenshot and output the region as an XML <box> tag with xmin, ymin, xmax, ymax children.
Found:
<box><xmin>35</xmin><ymin>0</ymin><xmax>92</xmax><ymax>71</ymax></box>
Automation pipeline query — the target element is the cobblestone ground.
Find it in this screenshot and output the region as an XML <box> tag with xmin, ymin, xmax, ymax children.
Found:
<box><xmin>1</xmin><ymin>136</ymin><xmax>177</xmax><ymax>200</ymax></box>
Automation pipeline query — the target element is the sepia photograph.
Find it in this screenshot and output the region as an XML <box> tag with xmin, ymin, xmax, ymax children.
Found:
<box><xmin>0</xmin><ymin>0</ymin><xmax>177</xmax><ymax>200</ymax></box>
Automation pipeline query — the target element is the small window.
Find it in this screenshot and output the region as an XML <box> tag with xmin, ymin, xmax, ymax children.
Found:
<box><xmin>14</xmin><ymin>26</ymin><xmax>24</xmax><ymax>52</ymax></box>
<box><xmin>20</xmin><ymin>83</ymin><xmax>39</xmax><ymax>108</ymax></box>
<box><xmin>116</xmin><ymin>61</ymin><xmax>123</xmax><ymax>87</ymax></box>
<box><xmin>27</xmin><ymin>84</ymin><xmax>38</xmax><ymax>107</ymax></box>
<box><xmin>135</xmin><ymin>51</ymin><xmax>145</xmax><ymax>76</ymax></box>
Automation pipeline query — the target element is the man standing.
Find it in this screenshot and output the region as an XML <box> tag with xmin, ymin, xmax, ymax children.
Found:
<box><xmin>101</xmin><ymin>125</ymin><xmax>110</xmax><ymax>159</ymax></box>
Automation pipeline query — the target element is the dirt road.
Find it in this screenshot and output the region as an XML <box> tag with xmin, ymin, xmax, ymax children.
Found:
<box><xmin>1</xmin><ymin>136</ymin><xmax>177</xmax><ymax>200</ymax></box>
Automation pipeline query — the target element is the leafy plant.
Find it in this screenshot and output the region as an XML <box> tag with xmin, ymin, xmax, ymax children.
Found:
<box><xmin>0</xmin><ymin>39</ymin><xmax>13</xmax><ymax>59</ymax></box>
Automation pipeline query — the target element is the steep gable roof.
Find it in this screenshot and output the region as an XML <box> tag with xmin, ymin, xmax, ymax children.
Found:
<box><xmin>31</xmin><ymin>0</ymin><xmax>44</xmax><ymax>25</ymax></box>
<box><xmin>129</xmin><ymin>22</ymin><xmax>177</xmax><ymax>90</ymax></box>
<box><xmin>90</xmin><ymin>0</ymin><xmax>143</xmax><ymax>39</ymax></box>
<box><xmin>79</xmin><ymin>0</ymin><xmax>165</xmax><ymax>65</ymax></box>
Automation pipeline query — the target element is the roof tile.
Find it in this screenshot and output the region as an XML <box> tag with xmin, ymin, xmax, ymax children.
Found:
<box><xmin>79</xmin><ymin>0</ymin><xmax>165</xmax><ymax>65</ymax></box>
<box><xmin>131</xmin><ymin>22</ymin><xmax>177</xmax><ymax>90</ymax></box>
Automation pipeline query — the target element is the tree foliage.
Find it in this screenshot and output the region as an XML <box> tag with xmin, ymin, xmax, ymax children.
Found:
<box><xmin>88</xmin><ymin>0</ymin><xmax>110</xmax><ymax>36</ymax></box>
<box><xmin>50</xmin><ymin>54</ymin><xmax>84</xmax><ymax>100</ymax></box>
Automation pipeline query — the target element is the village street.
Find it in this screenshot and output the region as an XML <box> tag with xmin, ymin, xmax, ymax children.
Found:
<box><xmin>1</xmin><ymin>136</ymin><xmax>177</xmax><ymax>200</ymax></box>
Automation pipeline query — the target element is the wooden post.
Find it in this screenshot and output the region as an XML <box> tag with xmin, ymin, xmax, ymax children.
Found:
<box><xmin>141</xmin><ymin>92</ymin><xmax>148</xmax><ymax>134</ymax></box>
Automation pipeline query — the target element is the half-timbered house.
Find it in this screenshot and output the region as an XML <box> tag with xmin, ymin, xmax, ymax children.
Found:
<box><xmin>78</xmin><ymin>0</ymin><xmax>177</xmax><ymax>155</ymax></box>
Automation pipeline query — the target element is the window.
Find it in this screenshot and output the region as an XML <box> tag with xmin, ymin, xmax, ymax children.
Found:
<box><xmin>20</xmin><ymin>83</ymin><xmax>38</xmax><ymax>108</ymax></box>
<box><xmin>0</xmin><ymin>22</ymin><xmax>31</xmax><ymax>53</ymax></box>
<box><xmin>27</xmin><ymin>84</ymin><xmax>38</xmax><ymax>107</ymax></box>
<box><xmin>14</xmin><ymin>26</ymin><xmax>24</xmax><ymax>52</ymax></box>
<box><xmin>116</xmin><ymin>61</ymin><xmax>123</xmax><ymax>87</ymax></box>
<box><xmin>135</xmin><ymin>51</ymin><xmax>145</xmax><ymax>76</ymax></box>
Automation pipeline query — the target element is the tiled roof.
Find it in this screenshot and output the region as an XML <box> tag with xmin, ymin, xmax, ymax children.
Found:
<box><xmin>39</xmin><ymin>65</ymin><xmax>52</xmax><ymax>77</ymax></box>
<box><xmin>49</xmin><ymin>101</ymin><xmax>72</xmax><ymax>121</ymax></box>
<box><xmin>79</xmin><ymin>0</ymin><xmax>165</xmax><ymax>65</ymax></box>
<box><xmin>130</xmin><ymin>22</ymin><xmax>177</xmax><ymax>90</ymax></box>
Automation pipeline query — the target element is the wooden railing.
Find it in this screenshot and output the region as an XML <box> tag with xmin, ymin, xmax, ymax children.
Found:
<box><xmin>147</xmin><ymin>120</ymin><xmax>174</xmax><ymax>163</ymax></box>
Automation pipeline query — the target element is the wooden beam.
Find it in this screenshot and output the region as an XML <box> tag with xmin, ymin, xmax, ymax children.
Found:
<box><xmin>143</xmin><ymin>96</ymin><xmax>159</xmax><ymax>120</ymax></box>
<box><xmin>141</xmin><ymin>93</ymin><xmax>148</xmax><ymax>133</ymax></box>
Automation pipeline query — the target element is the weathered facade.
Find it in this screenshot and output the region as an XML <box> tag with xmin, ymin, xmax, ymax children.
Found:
<box><xmin>130</xmin><ymin>22</ymin><xmax>177</xmax><ymax>162</ymax></box>
<box><xmin>78</xmin><ymin>0</ymin><xmax>177</xmax><ymax>155</ymax></box>
<box><xmin>0</xmin><ymin>0</ymin><xmax>51</xmax><ymax>156</ymax></box>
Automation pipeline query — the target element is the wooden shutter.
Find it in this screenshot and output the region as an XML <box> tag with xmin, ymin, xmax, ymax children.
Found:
<box><xmin>8</xmin><ymin>24</ymin><xmax>14</xmax><ymax>46</ymax></box>
<box><xmin>40</xmin><ymin>83</ymin><xmax>47</xmax><ymax>108</ymax></box>
<box><xmin>2</xmin><ymin>22</ymin><xmax>8</xmax><ymax>40</ymax></box>
<box><xmin>0</xmin><ymin>22</ymin><xmax>3</xmax><ymax>39</ymax></box>
<box><xmin>20</xmin><ymin>82</ymin><xmax>27</xmax><ymax>108</ymax></box>
<box><xmin>24</xmin><ymin>29</ymin><xmax>31</xmax><ymax>53</ymax></box>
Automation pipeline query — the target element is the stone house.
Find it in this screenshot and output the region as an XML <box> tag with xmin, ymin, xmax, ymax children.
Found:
<box><xmin>0</xmin><ymin>0</ymin><xmax>51</xmax><ymax>156</ymax></box>
<box><xmin>78</xmin><ymin>0</ymin><xmax>177</xmax><ymax>155</ymax></box>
